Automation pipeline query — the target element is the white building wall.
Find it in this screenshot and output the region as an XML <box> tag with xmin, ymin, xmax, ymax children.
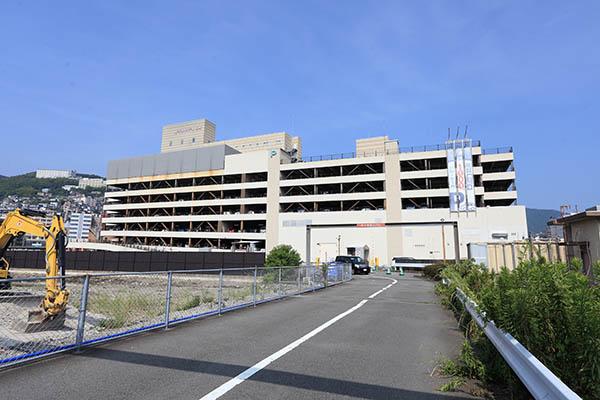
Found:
<box><xmin>278</xmin><ymin>210</ymin><xmax>388</xmax><ymax>264</ymax></box>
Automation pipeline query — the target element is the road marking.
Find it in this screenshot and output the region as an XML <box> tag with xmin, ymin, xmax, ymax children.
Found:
<box><xmin>200</xmin><ymin>277</ymin><xmax>397</xmax><ymax>399</ymax></box>
<box><xmin>367</xmin><ymin>278</ymin><xmax>397</xmax><ymax>299</ymax></box>
<box><xmin>199</xmin><ymin>299</ymin><xmax>369</xmax><ymax>400</ymax></box>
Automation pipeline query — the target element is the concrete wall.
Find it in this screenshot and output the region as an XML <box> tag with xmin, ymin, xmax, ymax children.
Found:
<box><xmin>397</xmin><ymin>206</ymin><xmax>528</xmax><ymax>260</ymax></box>
<box><xmin>278</xmin><ymin>210</ymin><xmax>388</xmax><ymax>264</ymax></box>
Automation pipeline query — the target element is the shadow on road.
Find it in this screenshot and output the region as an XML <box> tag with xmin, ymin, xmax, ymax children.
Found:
<box><xmin>81</xmin><ymin>348</ymin><xmax>470</xmax><ymax>399</ymax></box>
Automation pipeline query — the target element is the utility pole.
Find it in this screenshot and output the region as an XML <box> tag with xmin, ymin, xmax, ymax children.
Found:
<box><xmin>441</xmin><ymin>218</ymin><xmax>446</xmax><ymax>263</ymax></box>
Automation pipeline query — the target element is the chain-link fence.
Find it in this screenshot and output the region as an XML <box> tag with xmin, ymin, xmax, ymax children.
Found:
<box><xmin>0</xmin><ymin>263</ymin><xmax>351</xmax><ymax>369</ymax></box>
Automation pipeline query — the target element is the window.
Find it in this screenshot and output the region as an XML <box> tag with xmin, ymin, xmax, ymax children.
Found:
<box><xmin>180</xmin><ymin>139</ymin><xmax>184</xmax><ymax>144</ymax></box>
<box><xmin>192</xmin><ymin>138</ymin><xmax>195</xmax><ymax>143</ymax></box>
<box><xmin>264</xmin><ymin>141</ymin><xmax>268</xmax><ymax>145</ymax></box>
<box><xmin>169</xmin><ymin>141</ymin><xmax>172</xmax><ymax>146</ymax></box>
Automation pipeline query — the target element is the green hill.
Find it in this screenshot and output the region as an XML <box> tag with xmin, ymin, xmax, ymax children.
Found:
<box><xmin>0</xmin><ymin>172</ymin><xmax>78</xmax><ymax>199</ymax></box>
<box><xmin>526</xmin><ymin>207</ymin><xmax>561</xmax><ymax>235</ymax></box>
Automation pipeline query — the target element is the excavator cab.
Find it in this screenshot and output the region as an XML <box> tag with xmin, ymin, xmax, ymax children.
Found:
<box><xmin>0</xmin><ymin>208</ymin><xmax>71</xmax><ymax>332</ymax></box>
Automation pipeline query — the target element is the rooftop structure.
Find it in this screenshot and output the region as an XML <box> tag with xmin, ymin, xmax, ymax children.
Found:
<box><xmin>160</xmin><ymin>119</ymin><xmax>302</xmax><ymax>159</ymax></box>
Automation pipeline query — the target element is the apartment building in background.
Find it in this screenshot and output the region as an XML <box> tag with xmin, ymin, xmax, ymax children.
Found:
<box><xmin>66</xmin><ymin>213</ymin><xmax>93</xmax><ymax>242</ymax></box>
<box><xmin>36</xmin><ymin>169</ymin><xmax>76</xmax><ymax>179</ymax></box>
<box><xmin>101</xmin><ymin>119</ymin><xmax>527</xmax><ymax>264</ymax></box>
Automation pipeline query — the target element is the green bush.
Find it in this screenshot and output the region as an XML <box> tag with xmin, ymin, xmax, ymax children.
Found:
<box><xmin>264</xmin><ymin>244</ymin><xmax>302</xmax><ymax>268</ymax></box>
<box><xmin>263</xmin><ymin>245</ymin><xmax>302</xmax><ymax>283</ymax></box>
<box><xmin>436</xmin><ymin>259</ymin><xmax>600</xmax><ymax>399</ymax></box>
<box><xmin>423</xmin><ymin>262</ymin><xmax>446</xmax><ymax>280</ymax></box>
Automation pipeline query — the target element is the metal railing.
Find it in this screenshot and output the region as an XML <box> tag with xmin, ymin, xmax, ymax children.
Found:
<box><xmin>0</xmin><ymin>263</ymin><xmax>352</xmax><ymax>369</ymax></box>
<box><xmin>455</xmin><ymin>287</ymin><xmax>581</xmax><ymax>400</ymax></box>
<box><xmin>294</xmin><ymin>140</ymin><xmax>485</xmax><ymax>163</ymax></box>
<box><xmin>481</xmin><ymin>146</ymin><xmax>513</xmax><ymax>155</ymax></box>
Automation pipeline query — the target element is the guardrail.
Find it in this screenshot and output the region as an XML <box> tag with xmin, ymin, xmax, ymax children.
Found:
<box><xmin>455</xmin><ymin>287</ymin><xmax>581</xmax><ymax>400</ymax></box>
<box><xmin>0</xmin><ymin>263</ymin><xmax>352</xmax><ymax>370</ymax></box>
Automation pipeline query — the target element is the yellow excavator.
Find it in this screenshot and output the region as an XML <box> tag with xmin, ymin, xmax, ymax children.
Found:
<box><xmin>0</xmin><ymin>208</ymin><xmax>70</xmax><ymax>332</ymax></box>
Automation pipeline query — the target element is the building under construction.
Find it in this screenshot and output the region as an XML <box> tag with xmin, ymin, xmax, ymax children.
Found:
<box><xmin>101</xmin><ymin>119</ymin><xmax>527</xmax><ymax>264</ymax></box>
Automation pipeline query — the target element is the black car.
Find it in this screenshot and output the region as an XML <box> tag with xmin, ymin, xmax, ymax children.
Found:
<box><xmin>335</xmin><ymin>255</ymin><xmax>370</xmax><ymax>275</ymax></box>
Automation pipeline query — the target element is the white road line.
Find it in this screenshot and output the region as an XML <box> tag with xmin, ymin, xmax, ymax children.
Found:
<box><xmin>199</xmin><ymin>277</ymin><xmax>398</xmax><ymax>400</ymax></box>
<box><xmin>199</xmin><ymin>299</ymin><xmax>369</xmax><ymax>400</ymax></box>
<box><xmin>367</xmin><ymin>278</ymin><xmax>397</xmax><ymax>298</ymax></box>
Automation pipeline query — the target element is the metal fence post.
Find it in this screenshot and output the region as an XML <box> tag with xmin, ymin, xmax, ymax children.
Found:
<box><xmin>297</xmin><ymin>265</ymin><xmax>301</xmax><ymax>292</ymax></box>
<box><xmin>253</xmin><ymin>265</ymin><xmax>257</xmax><ymax>306</ymax></box>
<box><xmin>75</xmin><ymin>275</ymin><xmax>90</xmax><ymax>353</ymax></box>
<box><xmin>311</xmin><ymin>265</ymin><xmax>315</xmax><ymax>292</ymax></box>
<box><xmin>218</xmin><ymin>268</ymin><xmax>223</xmax><ymax>315</ymax></box>
<box><xmin>278</xmin><ymin>267</ymin><xmax>281</xmax><ymax>296</ymax></box>
<box><xmin>164</xmin><ymin>271</ymin><xmax>173</xmax><ymax>329</ymax></box>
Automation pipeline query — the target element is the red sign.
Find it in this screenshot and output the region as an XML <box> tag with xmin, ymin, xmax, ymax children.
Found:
<box><xmin>356</xmin><ymin>223</ymin><xmax>385</xmax><ymax>227</ymax></box>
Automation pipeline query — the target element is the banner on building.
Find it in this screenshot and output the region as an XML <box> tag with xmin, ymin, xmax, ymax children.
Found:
<box><xmin>463</xmin><ymin>142</ymin><xmax>476</xmax><ymax>211</ymax></box>
<box><xmin>446</xmin><ymin>143</ymin><xmax>458</xmax><ymax>211</ymax></box>
<box><xmin>455</xmin><ymin>144</ymin><xmax>467</xmax><ymax>211</ymax></box>
<box><xmin>447</xmin><ymin>139</ymin><xmax>476</xmax><ymax>212</ymax></box>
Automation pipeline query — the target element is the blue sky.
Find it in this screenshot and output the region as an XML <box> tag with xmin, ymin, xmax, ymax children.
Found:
<box><xmin>1</xmin><ymin>1</ymin><xmax>598</xmax><ymax>210</ymax></box>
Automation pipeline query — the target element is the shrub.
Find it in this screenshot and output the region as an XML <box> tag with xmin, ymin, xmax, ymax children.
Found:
<box><xmin>436</xmin><ymin>258</ymin><xmax>600</xmax><ymax>399</ymax></box>
<box><xmin>264</xmin><ymin>244</ymin><xmax>302</xmax><ymax>268</ymax></box>
<box><xmin>423</xmin><ymin>262</ymin><xmax>446</xmax><ymax>280</ymax></box>
<box><xmin>263</xmin><ymin>245</ymin><xmax>302</xmax><ymax>283</ymax></box>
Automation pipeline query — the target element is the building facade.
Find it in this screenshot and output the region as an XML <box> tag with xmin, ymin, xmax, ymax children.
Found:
<box><xmin>67</xmin><ymin>213</ymin><xmax>93</xmax><ymax>242</ymax></box>
<box><xmin>101</xmin><ymin>122</ymin><xmax>527</xmax><ymax>265</ymax></box>
<box><xmin>78</xmin><ymin>178</ymin><xmax>106</xmax><ymax>189</ymax></box>
<box><xmin>160</xmin><ymin>119</ymin><xmax>302</xmax><ymax>159</ymax></box>
<box><xmin>36</xmin><ymin>169</ymin><xmax>76</xmax><ymax>179</ymax></box>
<box><xmin>550</xmin><ymin>206</ymin><xmax>600</xmax><ymax>274</ymax></box>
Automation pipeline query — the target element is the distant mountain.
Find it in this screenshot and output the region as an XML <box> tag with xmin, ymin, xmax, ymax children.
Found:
<box><xmin>526</xmin><ymin>208</ymin><xmax>561</xmax><ymax>235</ymax></box>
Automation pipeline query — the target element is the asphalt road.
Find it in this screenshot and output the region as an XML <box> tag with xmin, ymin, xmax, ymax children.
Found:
<box><xmin>0</xmin><ymin>274</ymin><xmax>476</xmax><ymax>399</ymax></box>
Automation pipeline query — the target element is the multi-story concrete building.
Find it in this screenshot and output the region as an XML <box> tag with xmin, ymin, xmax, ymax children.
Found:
<box><xmin>78</xmin><ymin>178</ymin><xmax>106</xmax><ymax>189</ymax></box>
<box><xmin>101</xmin><ymin>120</ymin><xmax>527</xmax><ymax>265</ymax></box>
<box><xmin>66</xmin><ymin>213</ymin><xmax>93</xmax><ymax>242</ymax></box>
<box><xmin>36</xmin><ymin>169</ymin><xmax>76</xmax><ymax>179</ymax></box>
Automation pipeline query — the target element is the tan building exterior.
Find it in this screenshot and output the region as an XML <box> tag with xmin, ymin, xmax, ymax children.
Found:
<box><xmin>161</xmin><ymin>119</ymin><xmax>216</xmax><ymax>153</ymax></box>
<box><xmin>102</xmin><ymin>123</ymin><xmax>527</xmax><ymax>265</ymax></box>
<box><xmin>161</xmin><ymin>119</ymin><xmax>302</xmax><ymax>159</ymax></box>
<box><xmin>550</xmin><ymin>206</ymin><xmax>600</xmax><ymax>274</ymax></box>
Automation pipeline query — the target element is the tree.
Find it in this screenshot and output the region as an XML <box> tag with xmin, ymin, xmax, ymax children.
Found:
<box><xmin>264</xmin><ymin>244</ymin><xmax>302</xmax><ymax>267</ymax></box>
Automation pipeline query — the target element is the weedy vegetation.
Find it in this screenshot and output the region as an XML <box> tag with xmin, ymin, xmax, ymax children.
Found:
<box><xmin>435</xmin><ymin>256</ymin><xmax>600</xmax><ymax>399</ymax></box>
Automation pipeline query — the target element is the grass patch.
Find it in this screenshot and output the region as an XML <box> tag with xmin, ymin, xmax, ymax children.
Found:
<box><xmin>88</xmin><ymin>292</ymin><xmax>164</xmax><ymax>329</ymax></box>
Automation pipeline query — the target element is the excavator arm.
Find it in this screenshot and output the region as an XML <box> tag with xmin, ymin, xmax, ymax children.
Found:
<box><xmin>0</xmin><ymin>208</ymin><xmax>70</xmax><ymax>331</ymax></box>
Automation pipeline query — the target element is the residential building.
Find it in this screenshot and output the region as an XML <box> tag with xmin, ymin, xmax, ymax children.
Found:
<box><xmin>78</xmin><ymin>178</ymin><xmax>106</xmax><ymax>189</ymax></box>
<box><xmin>36</xmin><ymin>169</ymin><xmax>76</xmax><ymax>179</ymax></box>
<box><xmin>101</xmin><ymin>121</ymin><xmax>527</xmax><ymax>265</ymax></box>
<box><xmin>67</xmin><ymin>213</ymin><xmax>93</xmax><ymax>242</ymax></box>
